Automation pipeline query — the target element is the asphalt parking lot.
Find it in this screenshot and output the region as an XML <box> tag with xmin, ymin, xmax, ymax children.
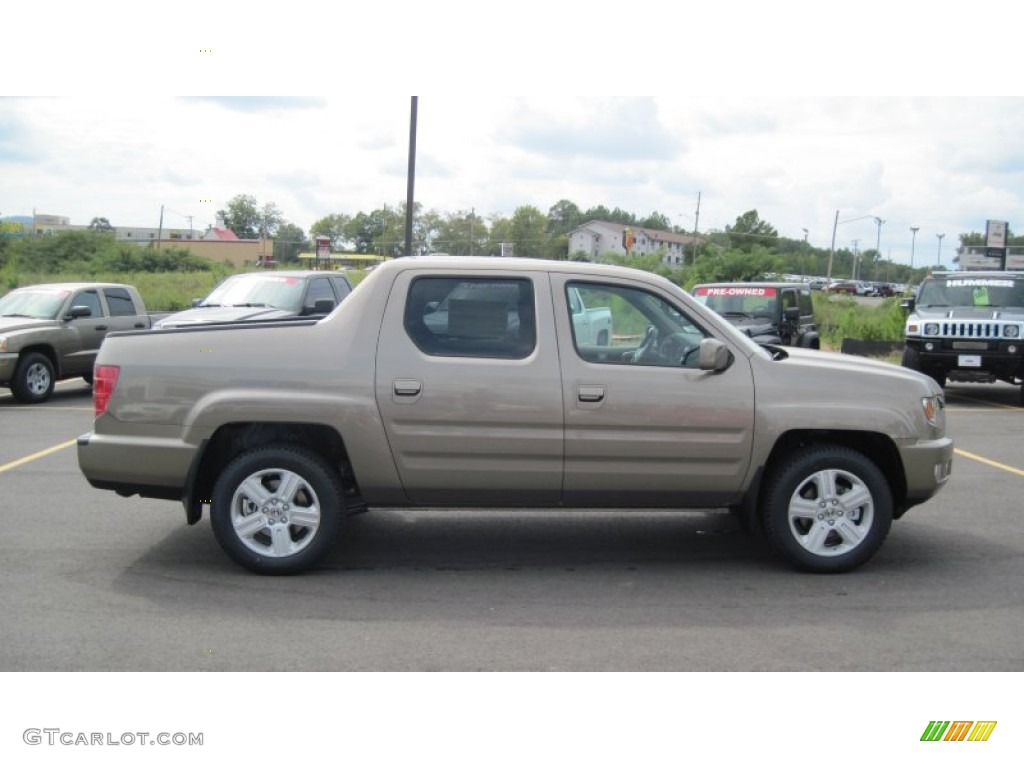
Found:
<box><xmin>1</xmin><ymin>376</ymin><xmax>1022</xmax><ymax>671</ymax></box>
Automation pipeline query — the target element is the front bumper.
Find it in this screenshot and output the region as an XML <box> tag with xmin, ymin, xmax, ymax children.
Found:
<box><xmin>897</xmin><ymin>435</ymin><xmax>954</xmax><ymax>512</ymax></box>
<box><xmin>905</xmin><ymin>339</ymin><xmax>1024</xmax><ymax>380</ymax></box>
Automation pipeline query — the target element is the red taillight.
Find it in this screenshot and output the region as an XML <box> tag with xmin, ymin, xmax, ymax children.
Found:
<box><xmin>94</xmin><ymin>365</ymin><xmax>120</xmax><ymax>416</ymax></box>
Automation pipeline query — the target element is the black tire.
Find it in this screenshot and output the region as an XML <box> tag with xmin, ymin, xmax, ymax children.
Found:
<box><xmin>902</xmin><ymin>347</ymin><xmax>945</xmax><ymax>387</ymax></box>
<box><xmin>900</xmin><ymin>346</ymin><xmax>920</xmax><ymax>371</ymax></box>
<box><xmin>210</xmin><ymin>444</ymin><xmax>345</xmax><ymax>575</ymax></box>
<box><xmin>11</xmin><ymin>352</ymin><xmax>55</xmax><ymax>404</ymax></box>
<box><xmin>762</xmin><ymin>444</ymin><xmax>893</xmax><ymax>573</ymax></box>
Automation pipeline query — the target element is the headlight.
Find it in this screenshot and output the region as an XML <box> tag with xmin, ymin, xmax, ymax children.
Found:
<box><xmin>923</xmin><ymin>323</ymin><xmax>940</xmax><ymax>335</ymax></box>
<box><xmin>922</xmin><ymin>395</ymin><xmax>945</xmax><ymax>429</ymax></box>
<box><xmin>1004</xmin><ymin>325</ymin><xmax>1021</xmax><ymax>339</ymax></box>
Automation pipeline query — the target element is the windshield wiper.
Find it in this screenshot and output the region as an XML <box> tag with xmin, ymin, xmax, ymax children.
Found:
<box><xmin>230</xmin><ymin>303</ymin><xmax>271</xmax><ymax>308</ymax></box>
<box><xmin>1</xmin><ymin>313</ymin><xmax>35</xmax><ymax>318</ymax></box>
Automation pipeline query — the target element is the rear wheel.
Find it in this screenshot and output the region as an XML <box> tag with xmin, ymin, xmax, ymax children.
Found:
<box><xmin>762</xmin><ymin>444</ymin><xmax>893</xmax><ymax>573</ymax></box>
<box><xmin>210</xmin><ymin>444</ymin><xmax>345</xmax><ymax>574</ymax></box>
<box><xmin>11</xmin><ymin>352</ymin><xmax>55</xmax><ymax>404</ymax></box>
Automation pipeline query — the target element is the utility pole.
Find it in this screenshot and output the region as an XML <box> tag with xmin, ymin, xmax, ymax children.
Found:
<box><xmin>404</xmin><ymin>96</ymin><xmax>417</xmax><ymax>256</ymax></box>
<box><xmin>910</xmin><ymin>226</ymin><xmax>919</xmax><ymax>269</ymax></box>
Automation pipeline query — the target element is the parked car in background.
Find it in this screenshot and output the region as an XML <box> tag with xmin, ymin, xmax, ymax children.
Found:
<box><xmin>153</xmin><ymin>270</ymin><xmax>353</xmax><ymax>329</ymax></box>
<box><xmin>0</xmin><ymin>282</ymin><xmax>152</xmax><ymax>403</ymax></box>
<box><xmin>691</xmin><ymin>282</ymin><xmax>820</xmax><ymax>348</ymax></box>
<box><xmin>827</xmin><ymin>280</ymin><xmax>859</xmax><ymax>295</ymax></box>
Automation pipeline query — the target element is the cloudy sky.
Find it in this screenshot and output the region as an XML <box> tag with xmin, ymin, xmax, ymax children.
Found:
<box><xmin>3</xmin><ymin>3</ymin><xmax>1022</xmax><ymax>266</ymax></box>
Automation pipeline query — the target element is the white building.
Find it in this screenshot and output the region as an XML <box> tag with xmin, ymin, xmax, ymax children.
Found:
<box><xmin>567</xmin><ymin>220</ymin><xmax>700</xmax><ymax>265</ymax></box>
<box><xmin>565</xmin><ymin>221</ymin><xmax>700</xmax><ymax>266</ymax></box>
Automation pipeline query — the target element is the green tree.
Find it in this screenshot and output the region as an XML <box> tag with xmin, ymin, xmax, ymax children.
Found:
<box><xmin>547</xmin><ymin>199</ymin><xmax>583</xmax><ymax>236</ymax></box>
<box><xmin>310</xmin><ymin>213</ymin><xmax>352</xmax><ymax>251</ymax></box>
<box><xmin>725</xmin><ymin>210</ymin><xmax>779</xmax><ymax>252</ymax></box>
<box><xmin>637</xmin><ymin>211</ymin><xmax>671</xmax><ymax>230</ymax></box>
<box><xmin>274</xmin><ymin>222</ymin><xmax>308</xmax><ymax>264</ymax></box>
<box><xmin>217</xmin><ymin>194</ymin><xmax>284</xmax><ymax>239</ymax></box>
<box><xmin>433</xmin><ymin>209</ymin><xmax>487</xmax><ymax>255</ymax></box>
<box><xmin>507</xmin><ymin>206</ymin><xmax>550</xmax><ymax>257</ymax></box>
<box><xmin>88</xmin><ymin>217</ymin><xmax>113</xmax><ymax>231</ymax></box>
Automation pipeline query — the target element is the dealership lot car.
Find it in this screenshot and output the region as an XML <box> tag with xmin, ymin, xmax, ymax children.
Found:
<box><xmin>153</xmin><ymin>270</ymin><xmax>353</xmax><ymax>328</ymax></box>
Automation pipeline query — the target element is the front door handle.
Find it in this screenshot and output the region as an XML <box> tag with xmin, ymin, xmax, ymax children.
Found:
<box><xmin>393</xmin><ymin>379</ymin><xmax>422</xmax><ymax>397</ymax></box>
<box><xmin>577</xmin><ymin>385</ymin><xmax>605</xmax><ymax>403</ymax></box>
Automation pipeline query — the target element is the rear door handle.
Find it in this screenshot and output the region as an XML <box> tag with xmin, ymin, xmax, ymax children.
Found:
<box><xmin>96</xmin><ymin>325</ymin><xmax>108</xmax><ymax>331</ymax></box>
<box><xmin>577</xmin><ymin>385</ymin><xmax>605</xmax><ymax>403</ymax></box>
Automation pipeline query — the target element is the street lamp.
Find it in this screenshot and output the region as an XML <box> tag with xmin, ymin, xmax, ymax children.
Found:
<box><xmin>910</xmin><ymin>226</ymin><xmax>919</xmax><ymax>269</ymax></box>
<box><xmin>801</xmin><ymin>228</ymin><xmax>808</xmax><ymax>279</ymax></box>
<box><xmin>936</xmin><ymin>233</ymin><xmax>945</xmax><ymax>268</ymax></box>
<box><xmin>873</xmin><ymin>217</ymin><xmax>885</xmax><ymax>282</ymax></box>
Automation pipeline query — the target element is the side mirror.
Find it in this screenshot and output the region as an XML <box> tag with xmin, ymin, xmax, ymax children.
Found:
<box><xmin>783</xmin><ymin>306</ymin><xmax>800</xmax><ymax>321</ymax></box>
<box><xmin>191</xmin><ymin>298</ymin><xmax>203</xmax><ymax>307</ymax></box>
<box><xmin>699</xmin><ymin>338</ymin><xmax>733</xmax><ymax>372</ymax></box>
<box><xmin>900</xmin><ymin>297</ymin><xmax>915</xmax><ymax>313</ymax></box>
<box><xmin>424</xmin><ymin>301</ymin><xmax>440</xmax><ymax>314</ymax></box>
<box><xmin>312</xmin><ymin>298</ymin><xmax>335</xmax><ymax>315</ymax></box>
<box><xmin>65</xmin><ymin>305</ymin><xmax>92</xmax><ymax>320</ymax></box>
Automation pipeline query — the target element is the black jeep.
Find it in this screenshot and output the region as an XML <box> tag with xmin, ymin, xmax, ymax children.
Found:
<box><xmin>692</xmin><ymin>281</ymin><xmax>820</xmax><ymax>348</ymax></box>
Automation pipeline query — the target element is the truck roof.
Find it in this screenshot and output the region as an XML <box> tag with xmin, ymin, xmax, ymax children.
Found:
<box><xmin>6</xmin><ymin>282</ymin><xmax>135</xmax><ymax>292</ymax></box>
<box><xmin>374</xmin><ymin>255</ymin><xmax>680</xmax><ymax>285</ymax></box>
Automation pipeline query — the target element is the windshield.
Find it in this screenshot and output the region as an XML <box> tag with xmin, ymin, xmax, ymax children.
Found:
<box><xmin>917</xmin><ymin>277</ymin><xmax>1024</xmax><ymax>309</ymax></box>
<box><xmin>201</xmin><ymin>274</ymin><xmax>305</xmax><ymax>310</ymax></box>
<box><xmin>0</xmin><ymin>288</ymin><xmax>70</xmax><ymax>319</ymax></box>
<box><xmin>693</xmin><ymin>286</ymin><xmax>777</xmax><ymax>317</ymax></box>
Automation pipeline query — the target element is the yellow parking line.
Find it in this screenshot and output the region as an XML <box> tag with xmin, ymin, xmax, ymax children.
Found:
<box><xmin>0</xmin><ymin>438</ymin><xmax>77</xmax><ymax>474</ymax></box>
<box><xmin>955</xmin><ymin>448</ymin><xmax>1024</xmax><ymax>477</ymax></box>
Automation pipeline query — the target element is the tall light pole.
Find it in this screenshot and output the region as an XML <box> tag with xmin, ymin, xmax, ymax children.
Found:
<box><xmin>801</xmin><ymin>228</ymin><xmax>809</xmax><ymax>279</ymax></box>
<box><xmin>936</xmin><ymin>233</ymin><xmax>945</xmax><ymax>268</ymax></box>
<box><xmin>910</xmin><ymin>226</ymin><xmax>919</xmax><ymax>269</ymax></box>
<box><xmin>873</xmin><ymin>217</ymin><xmax>885</xmax><ymax>282</ymax></box>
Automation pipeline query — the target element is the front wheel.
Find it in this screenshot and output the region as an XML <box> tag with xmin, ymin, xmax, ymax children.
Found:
<box><xmin>210</xmin><ymin>444</ymin><xmax>345</xmax><ymax>574</ymax></box>
<box><xmin>762</xmin><ymin>445</ymin><xmax>893</xmax><ymax>573</ymax></box>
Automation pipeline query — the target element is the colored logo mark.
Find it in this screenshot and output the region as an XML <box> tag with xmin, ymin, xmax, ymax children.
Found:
<box><xmin>921</xmin><ymin>721</ymin><xmax>997</xmax><ymax>742</ymax></box>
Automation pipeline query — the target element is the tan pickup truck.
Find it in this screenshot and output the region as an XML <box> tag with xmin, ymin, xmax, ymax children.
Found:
<box><xmin>77</xmin><ymin>257</ymin><xmax>953</xmax><ymax>575</ymax></box>
<box><xmin>0</xmin><ymin>282</ymin><xmax>151</xmax><ymax>403</ymax></box>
